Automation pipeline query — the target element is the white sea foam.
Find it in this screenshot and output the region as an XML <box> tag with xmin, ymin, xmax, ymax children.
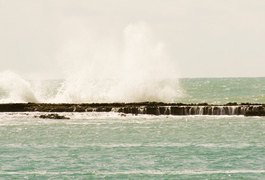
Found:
<box><xmin>0</xmin><ymin>71</ymin><xmax>38</xmax><ymax>103</ymax></box>
<box><xmin>0</xmin><ymin>23</ymin><xmax>182</xmax><ymax>103</ymax></box>
<box><xmin>2</xmin><ymin>142</ymin><xmax>264</xmax><ymax>149</ymax></box>
<box><xmin>0</xmin><ymin>111</ymin><xmax>252</xmax><ymax>126</ymax></box>
<box><xmin>97</xmin><ymin>170</ymin><xmax>265</xmax><ymax>175</ymax></box>
<box><xmin>0</xmin><ymin>169</ymin><xmax>265</xmax><ymax>176</ymax></box>
<box><xmin>53</xmin><ymin>22</ymin><xmax>181</xmax><ymax>103</ymax></box>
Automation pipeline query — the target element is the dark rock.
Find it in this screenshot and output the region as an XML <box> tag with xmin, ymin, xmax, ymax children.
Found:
<box><xmin>131</xmin><ymin>107</ymin><xmax>139</xmax><ymax>115</ymax></box>
<box><xmin>223</xmin><ymin>107</ymin><xmax>229</xmax><ymax>115</ymax></box>
<box><xmin>245</xmin><ymin>106</ymin><xmax>265</xmax><ymax>116</ymax></box>
<box><xmin>0</xmin><ymin>103</ymin><xmax>26</xmax><ymax>112</ymax></box>
<box><xmin>234</xmin><ymin>107</ymin><xmax>240</xmax><ymax>115</ymax></box>
<box><xmin>184</xmin><ymin>107</ymin><xmax>190</xmax><ymax>115</ymax></box>
<box><xmin>118</xmin><ymin>108</ymin><xmax>124</xmax><ymax>113</ymax></box>
<box><xmin>245</xmin><ymin>111</ymin><xmax>265</xmax><ymax>116</ymax></box>
<box><xmin>120</xmin><ymin>113</ymin><xmax>126</xmax><ymax>117</ymax></box>
<box><xmin>123</xmin><ymin>107</ymin><xmax>131</xmax><ymax>114</ymax></box>
<box><xmin>39</xmin><ymin>114</ymin><xmax>70</xmax><ymax>119</ymax></box>
<box><xmin>171</xmin><ymin>107</ymin><xmax>184</xmax><ymax>115</ymax></box>
<box><xmin>202</xmin><ymin>107</ymin><xmax>208</xmax><ymax>115</ymax></box>
<box><xmin>159</xmin><ymin>107</ymin><xmax>167</xmax><ymax>115</ymax></box>
<box><xmin>213</xmin><ymin>107</ymin><xmax>220</xmax><ymax>115</ymax></box>
<box><xmin>95</xmin><ymin>107</ymin><xmax>112</xmax><ymax>112</ymax></box>
<box><xmin>176</xmin><ymin>103</ymin><xmax>185</xmax><ymax>106</ymax></box>
<box><xmin>198</xmin><ymin>103</ymin><xmax>208</xmax><ymax>106</ymax></box>
<box><xmin>1</xmin><ymin>102</ymin><xmax>265</xmax><ymax>116</ymax></box>
<box><xmin>226</xmin><ymin>102</ymin><xmax>238</xmax><ymax>106</ymax></box>
<box><xmin>146</xmin><ymin>107</ymin><xmax>160</xmax><ymax>115</ymax></box>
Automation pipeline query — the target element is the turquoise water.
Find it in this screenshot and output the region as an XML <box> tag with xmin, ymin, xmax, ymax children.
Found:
<box><xmin>1</xmin><ymin>77</ymin><xmax>265</xmax><ymax>179</ymax></box>
<box><xmin>0</xmin><ymin>113</ymin><xmax>265</xmax><ymax>179</ymax></box>
<box><xmin>1</xmin><ymin>77</ymin><xmax>265</xmax><ymax>104</ymax></box>
<box><xmin>179</xmin><ymin>77</ymin><xmax>265</xmax><ymax>104</ymax></box>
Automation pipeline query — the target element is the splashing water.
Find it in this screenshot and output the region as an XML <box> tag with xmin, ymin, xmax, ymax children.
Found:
<box><xmin>0</xmin><ymin>23</ymin><xmax>182</xmax><ymax>103</ymax></box>
<box><xmin>54</xmin><ymin>23</ymin><xmax>181</xmax><ymax>103</ymax></box>
<box><xmin>0</xmin><ymin>71</ymin><xmax>38</xmax><ymax>103</ymax></box>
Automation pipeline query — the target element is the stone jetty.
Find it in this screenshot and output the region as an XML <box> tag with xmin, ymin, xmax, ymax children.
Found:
<box><xmin>0</xmin><ymin>102</ymin><xmax>265</xmax><ymax>116</ymax></box>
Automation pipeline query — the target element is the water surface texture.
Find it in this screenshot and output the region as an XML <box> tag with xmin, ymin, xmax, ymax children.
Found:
<box><xmin>0</xmin><ymin>113</ymin><xmax>265</xmax><ymax>179</ymax></box>
<box><xmin>179</xmin><ymin>77</ymin><xmax>265</xmax><ymax>104</ymax></box>
<box><xmin>1</xmin><ymin>77</ymin><xmax>265</xmax><ymax>179</ymax></box>
<box><xmin>1</xmin><ymin>77</ymin><xmax>265</xmax><ymax>104</ymax></box>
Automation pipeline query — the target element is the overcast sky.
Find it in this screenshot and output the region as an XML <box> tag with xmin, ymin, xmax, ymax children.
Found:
<box><xmin>0</xmin><ymin>0</ymin><xmax>265</xmax><ymax>78</ymax></box>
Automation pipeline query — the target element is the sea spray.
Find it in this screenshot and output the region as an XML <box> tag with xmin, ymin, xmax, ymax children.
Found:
<box><xmin>54</xmin><ymin>22</ymin><xmax>182</xmax><ymax>103</ymax></box>
<box><xmin>0</xmin><ymin>71</ymin><xmax>38</xmax><ymax>103</ymax></box>
<box><xmin>109</xmin><ymin>23</ymin><xmax>181</xmax><ymax>102</ymax></box>
<box><xmin>0</xmin><ymin>23</ymin><xmax>182</xmax><ymax>103</ymax></box>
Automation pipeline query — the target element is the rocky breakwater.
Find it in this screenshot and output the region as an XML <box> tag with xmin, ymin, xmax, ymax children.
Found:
<box><xmin>0</xmin><ymin>102</ymin><xmax>265</xmax><ymax>116</ymax></box>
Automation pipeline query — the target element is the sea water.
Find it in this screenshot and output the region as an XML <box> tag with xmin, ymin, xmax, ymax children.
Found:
<box><xmin>0</xmin><ymin>113</ymin><xmax>265</xmax><ymax>179</ymax></box>
<box><xmin>1</xmin><ymin>77</ymin><xmax>265</xmax><ymax>104</ymax></box>
<box><xmin>0</xmin><ymin>77</ymin><xmax>265</xmax><ymax>179</ymax></box>
<box><xmin>179</xmin><ymin>77</ymin><xmax>265</xmax><ymax>104</ymax></box>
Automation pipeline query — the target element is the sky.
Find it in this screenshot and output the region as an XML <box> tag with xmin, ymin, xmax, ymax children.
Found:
<box><xmin>0</xmin><ymin>0</ymin><xmax>265</xmax><ymax>78</ymax></box>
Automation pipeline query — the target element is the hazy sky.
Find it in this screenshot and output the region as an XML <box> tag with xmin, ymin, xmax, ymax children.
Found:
<box><xmin>0</xmin><ymin>0</ymin><xmax>265</xmax><ymax>78</ymax></box>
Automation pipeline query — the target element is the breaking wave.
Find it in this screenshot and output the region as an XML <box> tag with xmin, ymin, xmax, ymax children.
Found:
<box><xmin>0</xmin><ymin>23</ymin><xmax>182</xmax><ymax>103</ymax></box>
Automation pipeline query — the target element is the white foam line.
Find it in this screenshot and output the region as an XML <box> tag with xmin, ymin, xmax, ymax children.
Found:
<box><xmin>0</xmin><ymin>112</ymin><xmax>253</xmax><ymax>119</ymax></box>
<box><xmin>99</xmin><ymin>170</ymin><xmax>265</xmax><ymax>175</ymax></box>
<box><xmin>0</xmin><ymin>170</ymin><xmax>265</xmax><ymax>176</ymax></box>
<box><xmin>2</xmin><ymin>143</ymin><xmax>264</xmax><ymax>149</ymax></box>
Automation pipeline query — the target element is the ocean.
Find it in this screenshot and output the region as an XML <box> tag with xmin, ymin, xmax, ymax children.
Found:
<box><xmin>179</xmin><ymin>77</ymin><xmax>265</xmax><ymax>104</ymax></box>
<box><xmin>0</xmin><ymin>77</ymin><xmax>265</xmax><ymax>179</ymax></box>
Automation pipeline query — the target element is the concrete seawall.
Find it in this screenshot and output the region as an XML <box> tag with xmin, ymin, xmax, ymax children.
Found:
<box><xmin>0</xmin><ymin>102</ymin><xmax>265</xmax><ymax>116</ymax></box>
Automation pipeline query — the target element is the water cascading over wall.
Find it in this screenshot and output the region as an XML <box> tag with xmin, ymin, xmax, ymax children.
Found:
<box><xmin>0</xmin><ymin>103</ymin><xmax>264</xmax><ymax>116</ymax></box>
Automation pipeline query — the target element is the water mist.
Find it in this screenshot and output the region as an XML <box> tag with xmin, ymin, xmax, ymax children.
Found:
<box><xmin>0</xmin><ymin>23</ymin><xmax>182</xmax><ymax>103</ymax></box>
<box><xmin>54</xmin><ymin>22</ymin><xmax>182</xmax><ymax>103</ymax></box>
<box><xmin>0</xmin><ymin>71</ymin><xmax>38</xmax><ymax>103</ymax></box>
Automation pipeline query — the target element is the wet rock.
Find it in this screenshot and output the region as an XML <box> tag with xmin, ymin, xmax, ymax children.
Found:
<box><xmin>131</xmin><ymin>107</ymin><xmax>139</xmax><ymax>115</ymax></box>
<box><xmin>0</xmin><ymin>103</ymin><xmax>26</xmax><ymax>112</ymax></box>
<box><xmin>146</xmin><ymin>107</ymin><xmax>160</xmax><ymax>115</ymax></box>
<box><xmin>123</xmin><ymin>107</ymin><xmax>132</xmax><ymax>114</ymax></box>
<box><xmin>95</xmin><ymin>107</ymin><xmax>112</xmax><ymax>112</ymax></box>
<box><xmin>39</xmin><ymin>114</ymin><xmax>70</xmax><ymax>119</ymax></box>
<box><xmin>171</xmin><ymin>107</ymin><xmax>184</xmax><ymax>115</ymax></box>
<box><xmin>198</xmin><ymin>103</ymin><xmax>208</xmax><ymax>106</ymax></box>
<box><xmin>1</xmin><ymin>102</ymin><xmax>265</xmax><ymax>116</ymax></box>
<box><xmin>245</xmin><ymin>106</ymin><xmax>265</xmax><ymax>116</ymax></box>
<box><xmin>223</xmin><ymin>107</ymin><xmax>230</xmax><ymax>115</ymax></box>
<box><xmin>226</xmin><ymin>102</ymin><xmax>238</xmax><ymax>106</ymax></box>
<box><xmin>120</xmin><ymin>113</ymin><xmax>126</xmax><ymax>117</ymax></box>
<box><xmin>213</xmin><ymin>107</ymin><xmax>220</xmax><ymax>115</ymax></box>
<box><xmin>159</xmin><ymin>107</ymin><xmax>167</xmax><ymax>115</ymax></box>
<box><xmin>234</xmin><ymin>107</ymin><xmax>240</xmax><ymax>115</ymax></box>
